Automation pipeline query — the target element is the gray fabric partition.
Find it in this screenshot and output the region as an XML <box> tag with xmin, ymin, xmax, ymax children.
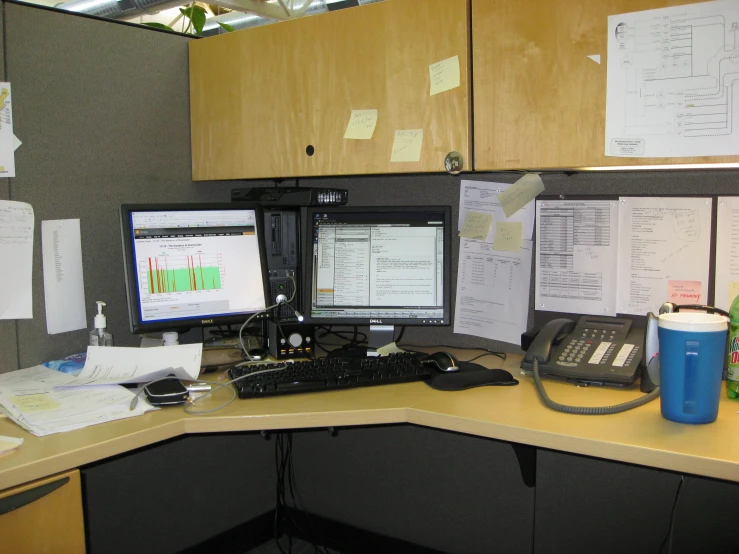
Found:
<box><xmin>3</xmin><ymin>1</ymin><xmax>739</xmax><ymax>371</ymax></box>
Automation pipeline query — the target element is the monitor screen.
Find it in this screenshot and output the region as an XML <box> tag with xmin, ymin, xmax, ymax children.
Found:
<box><xmin>120</xmin><ymin>203</ymin><xmax>268</xmax><ymax>334</ymax></box>
<box><xmin>306</xmin><ymin>206</ymin><xmax>451</xmax><ymax>326</ymax></box>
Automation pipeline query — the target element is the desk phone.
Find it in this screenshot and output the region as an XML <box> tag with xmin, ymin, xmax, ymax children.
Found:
<box><xmin>521</xmin><ymin>316</ymin><xmax>643</xmax><ymax>386</ymax></box>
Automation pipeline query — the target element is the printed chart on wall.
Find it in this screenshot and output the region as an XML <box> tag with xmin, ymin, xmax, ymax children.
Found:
<box><xmin>616</xmin><ymin>197</ymin><xmax>711</xmax><ymax>315</ymax></box>
<box><xmin>715</xmin><ymin>196</ymin><xmax>739</xmax><ymax>311</ymax></box>
<box><xmin>605</xmin><ymin>0</ymin><xmax>739</xmax><ymax>157</ymax></box>
<box><xmin>535</xmin><ymin>200</ymin><xmax>619</xmax><ymax>316</ymax></box>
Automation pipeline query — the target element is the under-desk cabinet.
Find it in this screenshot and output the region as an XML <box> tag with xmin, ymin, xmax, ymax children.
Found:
<box><xmin>189</xmin><ymin>0</ymin><xmax>471</xmax><ymax>180</ymax></box>
<box><xmin>472</xmin><ymin>0</ymin><xmax>739</xmax><ymax>171</ymax></box>
<box><xmin>0</xmin><ymin>469</ymin><xmax>86</xmax><ymax>554</ymax></box>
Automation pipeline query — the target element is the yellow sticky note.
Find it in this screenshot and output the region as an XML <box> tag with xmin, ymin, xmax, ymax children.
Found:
<box><xmin>459</xmin><ymin>212</ymin><xmax>492</xmax><ymax>241</ymax></box>
<box><xmin>343</xmin><ymin>109</ymin><xmax>378</xmax><ymax>140</ymax></box>
<box><xmin>429</xmin><ymin>56</ymin><xmax>460</xmax><ymax>96</ymax></box>
<box><xmin>390</xmin><ymin>129</ymin><xmax>423</xmax><ymax>162</ymax></box>
<box><xmin>493</xmin><ymin>221</ymin><xmax>523</xmax><ymax>251</ymax></box>
<box><xmin>10</xmin><ymin>394</ymin><xmax>60</xmax><ymax>413</ymax></box>
<box><xmin>729</xmin><ymin>281</ymin><xmax>739</xmax><ymax>307</ymax></box>
<box><xmin>499</xmin><ymin>173</ymin><xmax>545</xmax><ymax>218</ymax></box>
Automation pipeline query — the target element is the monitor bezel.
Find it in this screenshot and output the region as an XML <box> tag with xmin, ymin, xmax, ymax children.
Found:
<box><xmin>120</xmin><ymin>202</ymin><xmax>270</xmax><ymax>334</ymax></box>
<box><xmin>303</xmin><ymin>205</ymin><xmax>452</xmax><ymax>327</ymax></box>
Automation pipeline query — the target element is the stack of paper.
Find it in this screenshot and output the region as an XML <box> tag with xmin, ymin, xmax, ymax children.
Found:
<box><xmin>0</xmin><ymin>365</ymin><xmax>154</xmax><ymax>437</ymax></box>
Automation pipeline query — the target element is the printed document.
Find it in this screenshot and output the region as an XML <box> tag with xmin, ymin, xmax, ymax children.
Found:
<box><xmin>605</xmin><ymin>0</ymin><xmax>739</xmax><ymax>157</ymax></box>
<box><xmin>70</xmin><ymin>343</ymin><xmax>203</xmax><ymax>385</ymax></box>
<box><xmin>458</xmin><ymin>180</ymin><xmax>535</xmax><ymax>242</ymax></box>
<box><xmin>0</xmin><ymin>83</ymin><xmax>15</xmax><ymax>177</ymax></box>
<box><xmin>617</xmin><ymin>197</ymin><xmax>712</xmax><ymax>315</ymax></box>
<box><xmin>715</xmin><ymin>197</ymin><xmax>739</xmax><ymax>311</ymax></box>
<box><xmin>0</xmin><ymin>200</ymin><xmax>33</xmax><ymax>319</ymax></box>
<box><xmin>535</xmin><ymin>200</ymin><xmax>619</xmax><ymax>316</ymax></box>
<box><xmin>42</xmin><ymin>219</ymin><xmax>87</xmax><ymax>334</ymax></box>
<box><xmin>453</xmin><ymin>238</ymin><xmax>532</xmax><ymax>346</ymax></box>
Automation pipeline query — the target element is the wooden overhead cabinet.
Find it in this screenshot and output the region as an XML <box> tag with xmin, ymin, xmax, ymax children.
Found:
<box><xmin>472</xmin><ymin>0</ymin><xmax>739</xmax><ymax>170</ymax></box>
<box><xmin>189</xmin><ymin>0</ymin><xmax>471</xmax><ymax>180</ymax></box>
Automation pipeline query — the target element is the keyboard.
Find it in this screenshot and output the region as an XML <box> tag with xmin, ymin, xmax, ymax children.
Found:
<box><xmin>228</xmin><ymin>352</ymin><xmax>433</xmax><ymax>399</ymax></box>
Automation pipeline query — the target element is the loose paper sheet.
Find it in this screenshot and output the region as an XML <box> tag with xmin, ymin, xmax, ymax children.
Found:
<box><xmin>617</xmin><ymin>197</ymin><xmax>712</xmax><ymax>315</ymax></box>
<box><xmin>0</xmin><ymin>435</ymin><xmax>22</xmax><ymax>456</ymax></box>
<box><xmin>390</xmin><ymin>129</ymin><xmax>423</xmax><ymax>162</ymax></box>
<box><xmin>42</xmin><ymin>219</ymin><xmax>87</xmax><ymax>334</ymax></box>
<box><xmin>535</xmin><ymin>200</ymin><xmax>619</xmax><ymax>316</ymax></box>
<box><xmin>605</xmin><ymin>1</ymin><xmax>739</xmax><ymax>157</ymax></box>
<box><xmin>458</xmin><ymin>180</ymin><xmax>535</xmax><ymax>242</ymax></box>
<box><xmin>0</xmin><ymin>83</ymin><xmax>15</xmax><ymax>177</ymax></box>
<box><xmin>70</xmin><ymin>344</ymin><xmax>203</xmax><ymax>385</ymax></box>
<box><xmin>453</xmin><ymin>238</ymin><xmax>532</xmax><ymax>346</ymax></box>
<box><xmin>343</xmin><ymin>109</ymin><xmax>378</xmax><ymax>140</ymax></box>
<box><xmin>715</xmin><ymin>197</ymin><xmax>739</xmax><ymax>311</ymax></box>
<box><xmin>13</xmin><ymin>135</ymin><xmax>21</xmax><ymax>151</ymax></box>
<box><xmin>499</xmin><ymin>173</ymin><xmax>545</xmax><ymax>218</ymax></box>
<box><xmin>459</xmin><ymin>212</ymin><xmax>492</xmax><ymax>241</ymax></box>
<box><xmin>493</xmin><ymin>222</ymin><xmax>522</xmax><ymax>251</ymax></box>
<box><xmin>429</xmin><ymin>55</ymin><xmax>460</xmax><ymax>96</ymax></box>
<box><xmin>0</xmin><ymin>200</ymin><xmax>34</xmax><ymax>319</ymax></box>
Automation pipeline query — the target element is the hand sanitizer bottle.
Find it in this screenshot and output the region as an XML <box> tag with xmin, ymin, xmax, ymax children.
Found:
<box><xmin>89</xmin><ymin>301</ymin><xmax>114</xmax><ymax>347</ymax></box>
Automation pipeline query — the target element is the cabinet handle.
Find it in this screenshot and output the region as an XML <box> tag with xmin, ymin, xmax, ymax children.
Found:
<box><xmin>0</xmin><ymin>476</ymin><xmax>70</xmax><ymax>516</ymax></box>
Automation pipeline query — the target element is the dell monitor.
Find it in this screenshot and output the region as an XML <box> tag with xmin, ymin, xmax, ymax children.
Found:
<box><xmin>120</xmin><ymin>203</ymin><xmax>269</xmax><ymax>334</ymax></box>
<box><xmin>306</xmin><ymin>206</ymin><xmax>451</xmax><ymax>348</ymax></box>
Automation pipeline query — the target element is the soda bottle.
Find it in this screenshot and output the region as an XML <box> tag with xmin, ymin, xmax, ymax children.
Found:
<box><xmin>727</xmin><ymin>294</ymin><xmax>739</xmax><ymax>399</ymax></box>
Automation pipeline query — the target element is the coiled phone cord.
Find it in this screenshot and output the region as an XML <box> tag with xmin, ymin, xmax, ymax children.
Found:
<box><xmin>532</xmin><ymin>358</ymin><xmax>661</xmax><ymax>415</ymax></box>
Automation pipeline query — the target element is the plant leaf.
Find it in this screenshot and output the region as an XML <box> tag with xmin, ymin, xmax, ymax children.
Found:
<box><xmin>189</xmin><ymin>5</ymin><xmax>207</xmax><ymax>35</ymax></box>
<box><xmin>142</xmin><ymin>22</ymin><xmax>175</xmax><ymax>31</ymax></box>
<box><xmin>216</xmin><ymin>22</ymin><xmax>235</xmax><ymax>33</ymax></box>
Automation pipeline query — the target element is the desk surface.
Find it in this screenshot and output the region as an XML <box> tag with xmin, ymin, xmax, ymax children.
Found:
<box><xmin>2</xmin><ymin>353</ymin><xmax>739</xmax><ymax>489</ymax></box>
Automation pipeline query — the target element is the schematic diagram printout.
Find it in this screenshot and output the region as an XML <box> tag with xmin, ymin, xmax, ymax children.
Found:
<box><xmin>605</xmin><ymin>1</ymin><xmax>739</xmax><ymax>157</ymax></box>
<box><xmin>535</xmin><ymin>200</ymin><xmax>619</xmax><ymax>316</ymax></box>
<box><xmin>616</xmin><ymin>197</ymin><xmax>712</xmax><ymax>315</ymax></box>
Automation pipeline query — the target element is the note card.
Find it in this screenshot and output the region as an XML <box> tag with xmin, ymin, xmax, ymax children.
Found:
<box><xmin>729</xmin><ymin>281</ymin><xmax>739</xmax><ymax>309</ymax></box>
<box><xmin>390</xmin><ymin>129</ymin><xmax>423</xmax><ymax>162</ymax></box>
<box><xmin>499</xmin><ymin>173</ymin><xmax>545</xmax><ymax>218</ymax></box>
<box><xmin>429</xmin><ymin>56</ymin><xmax>460</xmax><ymax>96</ymax></box>
<box><xmin>10</xmin><ymin>393</ymin><xmax>60</xmax><ymax>413</ymax></box>
<box><xmin>668</xmin><ymin>280</ymin><xmax>702</xmax><ymax>305</ymax></box>
<box><xmin>493</xmin><ymin>222</ymin><xmax>523</xmax><ymax>251</ymax></box>
<box><xmin>42</xmin><ymin>219</ymin><xmax>87</xmax><ymax>334</ymax></box>
<box><xmin>343</xmin><ymin>109</ymin><xmax>378</xmax><ymax>140</ymax></box>
<box><xmin>459</xmin><ymin>212</ymin><xmax>492</xmax><ymax>241</ymax></box>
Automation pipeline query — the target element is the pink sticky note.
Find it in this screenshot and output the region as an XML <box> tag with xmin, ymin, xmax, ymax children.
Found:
<box><xmin>667</xmin><ymin>280</ymin><xmax>702</xmax><ymax>305</ymax></box>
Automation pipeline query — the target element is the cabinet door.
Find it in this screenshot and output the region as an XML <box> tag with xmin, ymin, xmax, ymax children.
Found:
<box><xmin>190</xmin><ymin>0</ymin><xmax>471</xmax><ymax>180</ymax></box>
<box><xmin>0</xmin><ymin>469</ymin><xmax>85</xmax><ymax>554</ymax></box>
<box><xmin>473</xmin><ymin>0</ymin><xmax>739</xmax><ymax>170</ymax></box>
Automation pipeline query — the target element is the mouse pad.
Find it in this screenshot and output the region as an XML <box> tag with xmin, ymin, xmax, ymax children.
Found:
<box><xmin>427</xmin><ymin>361</ymin><xmax>519</xmax><ymax>391</ymax></box>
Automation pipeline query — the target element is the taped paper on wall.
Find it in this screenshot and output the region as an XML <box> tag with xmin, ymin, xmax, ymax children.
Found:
<box><xmin>390</xmin><ymin>129</ymin><xmax>423</xmax><ymax>162</ymax></box>
<box><xmin>493</xmin><ymin>222</ymin><xmax>522</xmax><ymax>251</ymax></box>
<box><xmin>0</xmin><ymin>200</ymin><xmax>34</xmax><ymax>319</ymax></box>
<box><xmin>714</xmin><ymin>197</ymin><xmax>739</xmax><ymax>311</ymax></box>
<box><xmin>459</xmin><ymin>212</ymin><xmax>492</xmax><ymax>241</ymax></box>
<box><xmin>458</xmin><ymin>180</ymin><xmax>535</xmax><ymax>242</ymax></box>
<box><xmin>499</xmin><ymin>173</ymin><xmax>545</xmax><ymax>218</ymax></box>
<box><xmin>343</xmin><ymin>109</ymin><xmax>378</xmax><ymax>140</ymax></box>
<box><xmin>0</xmin><ymin>83</ymin><xmax>15</xmax><ymax>177</ymax></box>
<box><xmin>429</xmin><ymin>55</ymin><xmax>460</xmax><ymax>96</ymax></box>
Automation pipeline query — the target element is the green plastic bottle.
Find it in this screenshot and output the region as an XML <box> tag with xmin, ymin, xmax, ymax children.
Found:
<box><xmin>727</xmin><ymin>294</ymin><xmax>739</xmax><ymax>399</ymax></box>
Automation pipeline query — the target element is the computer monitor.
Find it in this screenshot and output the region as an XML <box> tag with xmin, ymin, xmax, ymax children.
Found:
<box><xmin>120</xmin><ymin>203</ymin><xmax>269</xmax><ymax>334</ymax></box>
<box><xmin>306</xmin><ymin>206</ymin><xmax>451</xmax><ymax>347</ymax></box>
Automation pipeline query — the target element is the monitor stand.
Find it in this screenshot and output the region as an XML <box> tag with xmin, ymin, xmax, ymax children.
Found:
<box><xmin>367</xmin><ymin>325</ymin><xmax>396</xmax><ymax>355</ymax></box>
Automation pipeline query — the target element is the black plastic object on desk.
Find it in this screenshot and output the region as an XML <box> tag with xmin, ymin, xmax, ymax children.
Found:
<box><xmin>425</xmin><ymin>361</ymin><xmax>519</xmax><ymax>391</ymax></box>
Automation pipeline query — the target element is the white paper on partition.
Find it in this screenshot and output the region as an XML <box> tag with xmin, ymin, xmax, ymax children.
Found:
<box><xmin>42</xmin><ymin>219</ymin><xmax>87</xmax><ymax>334</ymax></box>
<box><xmin>714</xmin><ymin>197</ymin><xmax>739</xmax><ymax>311</ymax></box>
<box><xmin>458</xmin><ymin>180</ymin><xmax>535</xmax><ymax>242</ymax></box>
<box><xmin>616</xmin><ymin>197</ymin><xmax>712</xmax><ymax>315</ymax></box>
<box><xmin>69</xmin><ymin>343</ymin><xmax>203</xmax><ymax>385</ymax></box>
<box><xmin>535</xmin><ymin>200</ymin><xmax>619</xmax><ymax>316</ymax></box>
<box><xmin>0</xmin><ymin>200</ymin><xmax>33</xmax><ymax>319</ymax></box>
<box><xmin>453</xmin><ymin>238</ymin><xmax>532</xmax><ymax>346</ymax></box>
<box><xmin>0</xmin><ymin>83</ymin><xmax>16</xmax><ymax>177</ymax></box>
<box><xmin>605</xmin><ymin>0</ymin><xmax>739</xmax><ymax>158</ymax></box>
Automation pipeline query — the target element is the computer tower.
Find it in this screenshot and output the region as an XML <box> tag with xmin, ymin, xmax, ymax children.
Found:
<box><xmin>263</xmin><ymin>208</ymin><xmax>301</xmax><ymax>321</ymax></box>
<box><xmin>267</xmin><ymin>320</ymin><xmax>314</xmax><ymax>359</ymax></box>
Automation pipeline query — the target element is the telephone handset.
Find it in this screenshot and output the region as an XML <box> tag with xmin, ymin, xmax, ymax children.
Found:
<box><xmin>521</xmin><ymin>316</ymin><xmax>644</xmax><ymax>386</ymax></box>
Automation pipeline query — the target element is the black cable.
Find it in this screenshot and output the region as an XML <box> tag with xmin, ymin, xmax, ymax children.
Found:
<box><xmin>660</xmin><ymin>475</ymin><xmax>685</xmax><ymax>554</ymax></box>
<box><xmin>394</xmin><ymin>326</ymin><xmax>406</xmax><ymax>343</ymax></box>
<box><xmin>398</xmin><ymin>343</ymin><xmax>507</xmax><ymax>362</ymax></box>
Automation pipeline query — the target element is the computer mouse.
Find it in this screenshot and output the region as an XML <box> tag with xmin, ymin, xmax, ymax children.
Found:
<box><xmin>426</xmin><ymin>351</ymin><xmax>460</xmax><ymax>372</ymax></box>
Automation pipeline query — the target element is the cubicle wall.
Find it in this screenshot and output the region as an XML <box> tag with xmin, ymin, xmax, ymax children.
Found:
<box><xmin>4</xmin><ymin>1</ymin><xmax>739</xmax><ymax>372</ymax></box>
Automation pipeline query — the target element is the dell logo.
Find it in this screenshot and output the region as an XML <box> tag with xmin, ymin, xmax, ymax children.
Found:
<box><xmin>201</xmin><ymin>319</ymin><xmax>214</xmax><ymax>324</ymax></box>
<box><xmin>369</xmin><ymin>319</ymin><xmax>383</xmax><ymax>324</ymax></box>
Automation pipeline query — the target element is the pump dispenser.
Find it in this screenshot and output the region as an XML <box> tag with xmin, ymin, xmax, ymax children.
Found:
<box><xmin>89</xmin><ymin>301</ymin><xmax>114</xmax><ymax>347</ymax></box>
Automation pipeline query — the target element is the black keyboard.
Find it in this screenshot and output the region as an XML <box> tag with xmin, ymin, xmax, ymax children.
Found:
<box><xmin>228</xmin><ymin>352</ymin><xmax>433</xmax><ymax>399</ymax></box>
